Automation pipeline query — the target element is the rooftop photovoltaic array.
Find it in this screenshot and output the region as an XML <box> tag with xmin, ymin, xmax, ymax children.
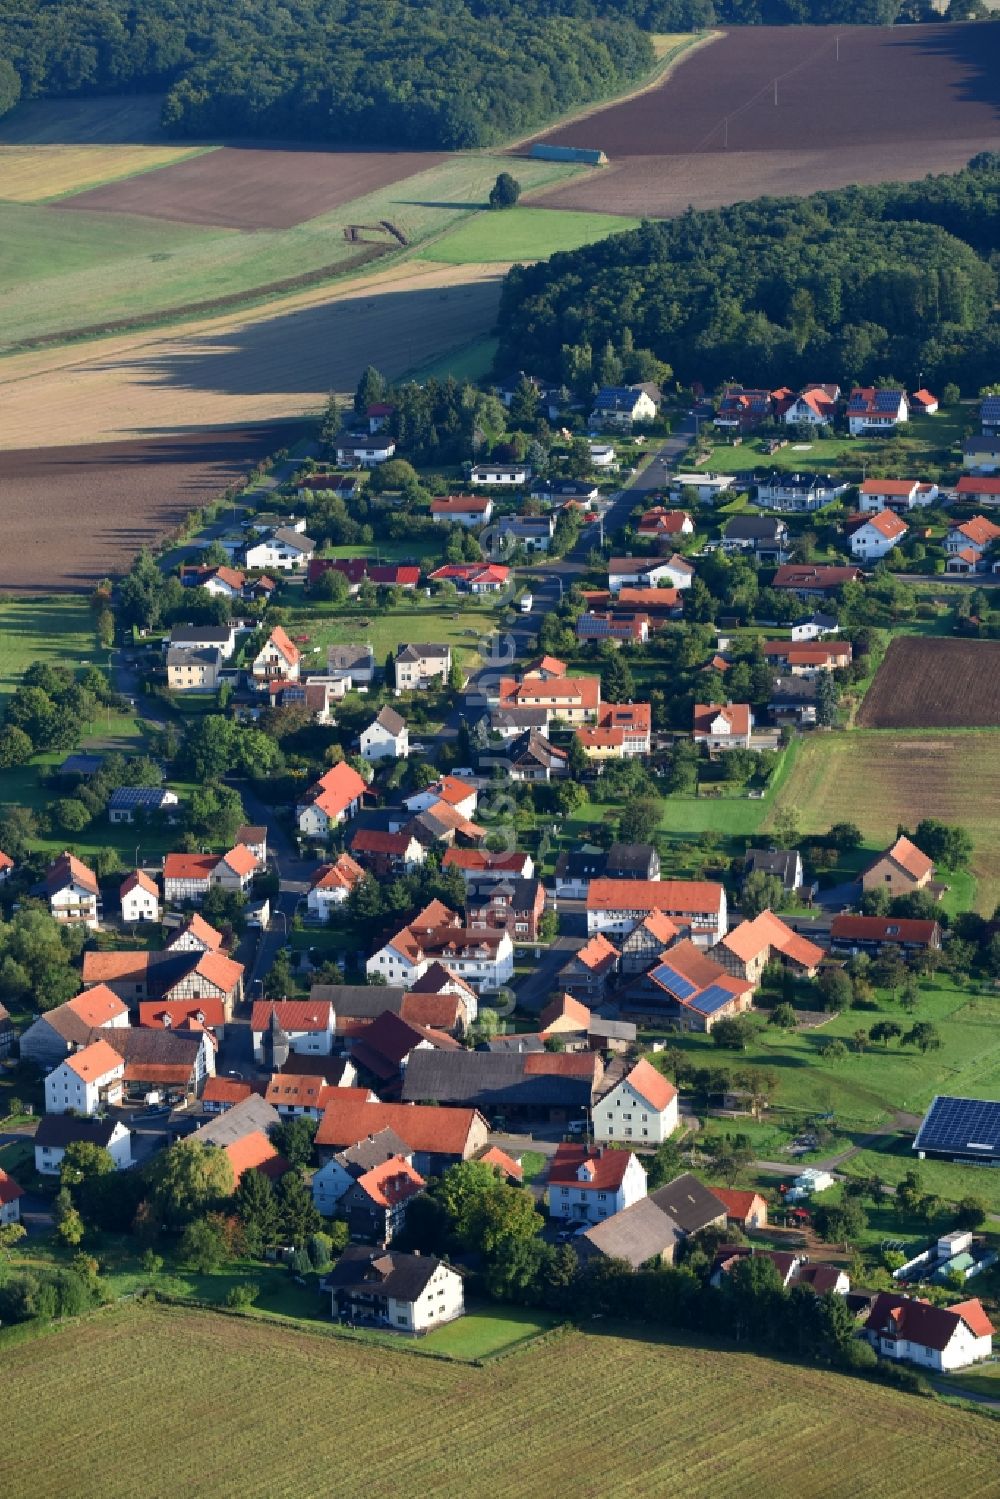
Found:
<box><xmin>688</xmin><ymin>984</ymin><xmax>736</xmax><ymax>1017</ymax></box>
<box><xmin>914</xmin><ymin>1095</ymin><xmax>1000</xmax><ymax>1157</ymax></box>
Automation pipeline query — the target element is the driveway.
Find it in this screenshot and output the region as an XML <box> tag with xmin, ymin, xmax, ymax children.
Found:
<box><xmin>513</xmin><ymin>936</ymin><xmax>581</xmax><ymax>1014</ymax></box>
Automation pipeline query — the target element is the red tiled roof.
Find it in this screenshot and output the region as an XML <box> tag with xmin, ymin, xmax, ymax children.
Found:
<box><xmin>952</xmin><ymin>514</ymin><xmax>1000</xmax><ymax>548</ymax></box>
<box><xmin>399</xmin><ymin>993</ymin><xmax>464</xmax><ymax>1030</ymax></box>
<box><xmin>883</xmin><ymin>835</ymin><xmax>934</xmax><ymax>883</ymax></box>
<box><xmin>194</xmin><ymin>951</ymin><xmax>244</xmax><ymax>996</ymax></box>
<box><xmin>309</xmin><ymin>762</ymin><xmax>368</xmax><ymax>819</ymax></box>
<box><xmin>65</xmin><ymin>984</ymin><xmax>129</xmax><ymax>1026</ymax></box>
<box><xmin>123</xmin><ymin>1061</ymin><xmax>192</xmax><ymax>1085</ymax></box>
<box><xmin>773</xmin><ymin>565</ymin><xmax>861</xmax><ymax>589</ymax></box>
<box><xmin>831</xmin><ymin>915</ymin><xmax>939</xmax><ymax>944</ymax></box>
<box><xmin>163</xmin><ymin>853</ymin><xmax>216</xmax><ymax>882</ymax></box>
<box><xmin>549</xmin><ymin>1143</ymin><xmax>637</xmax><ymax>1190</ymax></box>
<box><xmin>860</xmin><ymin>478</ymin><xmax>916</xmax><ymax>496</ymax></box>
<box><xmin>478</xmin><ymin>1145</ymin><xmax>523</xmax><ymax>1182</ymax></box>
<box><xmin>523</xmin><ymin>1052</ymin><xmax>600</xmax><ymax>1079</ymax></box>
<box><xmin>350</xmin><ymin>829</ymin><xmax>412</xmax><ymax>856</ymax></box>
<box><xmin>861</xmin><ymin>509</ymin><xmax>908</xmax><ymax>542</ymax></box>
<box><xmin>139</xmin><ymin>998</ymin><xmax>226</xmax><ymax>1030</ymax></box>
<box><xmin>443</xmin><ymin>848</ymin><xmax>529</xmax><ymax>875</ymax></box>
<box><xmin>573</xmin><ymin>933</ymin><xmax>620</xmax><ymax>972</ymax></box>
<box><xmin>0</xmin><ymin>851</ymin><xmax>13</xmax><ymax>871</ymax></box>
<box><xmin>264</xmin><ymin>626</ymin><xmax>301</xmax><ymax>666</ymax></box>
<box><xmin>224</xmin><ymin>1131</ymin><xmax>285</xmax><ymax>1186</ymax></box>
<box><xmin>264</xmin><ymin>1073</ymin><xmax>327</xmax><ymax>1109</ymax></box>
<box><xmin>693</xmin><ymin>702</ymin><xmax>751</xmax><ymax>737</ymax></box>
<box><xmin>354</xmin><ymin>1155</ymin><xmax>425</xmax><ymax>1208</ymax></box>
<box><xmin>121</xmin><ymin>869</ymin><xmax>158</xmax><ymax>898</ymax></box>
<box><xmin>430</xmin><ymin>495</ymin><xmax>491</xmax><ymax>515</ymax></box>
<box><xmin>315</xmin><ymin>1097</ymin><xmax>484</xmax><ymax>1155</ymax></box>
<box><xmin>201</xmin><ymin>1077</ymin><xmax>253</xmax><ymax>1105</ymax></box>
<box><xmin>166</xmin><ymin>913</ymin><xmax>223</xmax><ymax>951</ymax></box>
<box><xmin>865</xmin><ymin>1292</ymin><xmax>994</xmax><ymax>1352</ymax></box>
<box><xmin>586</xmin><ymin>879</ymin><xmax>723</xmax><ymax>916</ymax></box>
<box><xmin>63</xmin><ymin>1038</ymin><xmax>124</xmax><ymax>1081</ymax></box>
<box><xmin>622</xmin><ymin>1057</ymin><xmax>676</xmax><ymax>1113</ymax></box>
<box><xmin>0</xmin><ymin>1167</ymin><xmax>25</xmax><ymax>1205</ymax></box>
<box><xmin>221</xmin><ymin>844</ymin><xmax>258</xmax><ymax>878</ymax></box>
<box><xmin>539</xmin><ymin>992</ymin><xmax>591</xmax><ymax>1032</ymax></box>
<box><xmin>47</xmin><ymin>851</ymin><xmax>98</xmax><ymax>896</ymax></box>
<box><xmin>956</xmin><ymin>477</ymin><xmax>1000</xmax><ymax>497</ymax></box>
<box><xmin>712</xmin><ymin>1187</ymin><xmax>766</xmax><ymax>1219</ymax></box>
<box><xmin>721</xmin><ymin>910</ymin><xmax>822</xmax><ymax>971</ymax></box>
<box><xmin>312</xmin><ymin>853</ymin><xmax>365</xmax><ymax>889</ymax></box>
<box><xmin>250</xmin><ymin>1000</ymin><xmax>334</xmax><ymax>1034</ymax></box>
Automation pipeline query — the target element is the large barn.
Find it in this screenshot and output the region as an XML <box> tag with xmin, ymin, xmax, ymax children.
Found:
<box><xmin>913</xmin><ymin>1095</ymin><xmax>1000</xmax><ymax>1166</ymax></box>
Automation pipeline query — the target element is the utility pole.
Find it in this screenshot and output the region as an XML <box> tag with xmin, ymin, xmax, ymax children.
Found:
<box><xmin>723</xmin><ymin>116</ymin><xmax>728</xmax><ymax>149</ymax></box>
<box><xmin>774</xmin><ymin>78</ymin><xmax>778</xmax><ymax>106</ymax></box>
<box><xmin>836</xmin><ymin>34</ymin><xmax>840</xmax><ymax>62</ymax></box>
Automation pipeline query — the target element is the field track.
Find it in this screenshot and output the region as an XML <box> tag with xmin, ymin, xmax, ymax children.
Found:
<box><xmin>57</xmin><ymin>145</ymin><xmax>448</xmax><ymax>230</ymax></box>
<box><xmin>3</xmin><ymin>1304</ymin><xmax>997</xmax><ymax>1499</ymax></box>
<box><xmin>858</xmin><ymin>637</ymin><xmax>1000</xmax><ymax>729</ymax></box>
<box><xmin>532</xmin><ymin>23</ymin><xmax>1000</xmax><ymax>216</ymax></box>
<box><xmin>0</xmin><ymin>428</ymin><xmax>286</xmax><ymax>591</ymax></box>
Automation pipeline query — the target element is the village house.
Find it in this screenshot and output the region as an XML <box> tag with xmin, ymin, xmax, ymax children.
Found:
<box><xmin>863</xmin><ymin>835</ymin><xmax>935</xmax><ymax>897</ymax></box>
<box><xmin>713</xmin><ymin>909</ymin><xmax>823</xmax><ymax>988</ymax></box>
<box><xmin>954</xmin><ymin>476</ymin><xmax>1000</xmax><ymax>509</ymax></box>
<box><xmin>138</xmin><ymin>996</ymin><xmax>227</xmax><ymax>1040</ymax></box>
<box><xmin>0</xmin><ymin>849</ymin><xmax>12</xmax><ymax>884</ymax></box>
<box><xmin>325</xmin><ymin>1245</ymin><xmax>464</xmax><ymax>1332</ymax></box>
<box><xmin>201</xmin><ymin>1077</ymin><xmax>255</xmax><ymax>1113</ymax></box>
<box><xmin>669</xmin><ymin>472</ymin><xmax>737</xmax><ymax>505</ymax></box>
<box><xmin>429</xmin><ymin>562</ymin><xmax>510</xmax><ymax>594</ymax></box>
<box><xmin>44</xmin><ymin>1038</ymin><xmax>125</xmax><ymax>1116</ymax></box>
<box><xmin>592</xmin><ymin>1058</ymin><xmax>679</xmax><ymax>1146</ymax></box>
<box><xmin>859</xmin><ymin>479</ymin><xmax>938</xmax><ymax>514</ymax></box>
<box><xmin>306</xmin><ymin>853</ymin><xmax>366</xmax><ymax>918</ymax></box>
<box><xmin>464</xmin><ymin>878</ymin><xmax>546</xmax><ymax>943</ymax></box>
<box><xmin>782</xmin><ymin>383</ymin><xmax>840</xmax><ymax>426</ymax></box>
<box><xmin>744</xmin><ymin>847</ymin><xmax>804</xmax><ymax>894</ymax></box>
<box><xmin>181</xmin><ymin>562</ymin><xmax>247</xmax><ymax>598</ymax></box>
<box><xmin>791</xmin><ymin>611</ymin><xmax>839</xmax><ymax>642</ymax></box>
<box><xmin>102</xmin><ymin>1026</ymin><xmax>214</xmax><ymax>1101</ymax></box>
<box><xmin>961</xmin><ymin>436</ymin><xmax>1000</xmax><ymax>474</ymax></box>
<box><xmin>166</xmin><ymin>647</ymin><xmax>221</xmax><ymax>692</ymax></box>
<box><xmin>944</xmin><ymin>514</ymin><xmax>1000</xmax><ymax>573</ymax></box>
<box><xmin>360</xmin><ymin>706</ymin><xmax>409</xmax><ymax>761</ymax></box>
<box><xmin>713</xmin><ymin>1187</ymin><xmax>769</xmax><ymax>1230</ymax></box>
<box><xmin>296</xmin><ymin>762</ymin><xmax>369</xmax><ymax>838</ymax></box>
<box><xmin>548</xmin><ymin>1144</ymin><xmax>647</xmax><ymax>1224</ymax></box>
<box><xmin>497</xmin><ymin>514</ymin><xmax>555</xmax><ymax>552</ymax></box>
<box><xmin>394</xmin><ymin>642</ymin><xmax>451</xmax><ymax>690</ymax></box>
<box><xmin>618</xmin><ymin>911</ymin><xmax>681</xmax><ymax>975</ymax></box>
<box><xmin>0</xmin><ymin>1168</ymin><xmax>24</xmax><ymax>1226</ymax></box>
<box><xmin>558</xmin><ymin>933</ymin><xmax>621</xmax><ymax>1002</ymax></box>
<box><xmin>830</xmin><ymin>915</ymin><xmax>942</xmax><ymax>957</ymax></box>
<box><xmin>489</xmin><ymin>728</ymin><xmax>568</xmax><ymax>782</ymax></box>
<box><xmin>310</xmin><ymin>559</ymin><xmax>420</xmax><ymax>594</ymax></box>
<box><xmin>252</xmin><ymin>626</ymin><xmax>301</xmax><ymax>682</ymax></box>
<box><xmin>575</xmin><ymin>1197</ymin><xmax>685</xmax><ymax>1271</ymax></box>
<box><xmin>168</xmin><ymin>624</ymin><xmax>237</xmax><ymax>660</ymax></box>
<box><xmin>18</xmin><ymin>985</ymin><xmax>130</xmax><ymax>1070</ymax></box>
<box><xmin>587</xmin><ymin>879</ymin><xmax>727</xmax><ymax>946</ymax></box>
<box><xmin>531</xmin><ymin>477</ymin><xmax>600</xmax><ymax>505</ymax></box>
<box><xmin>608</xmin><ymin>555</ymin><xmax>693</xmax><ymax>593</ymax></box>
<box><xmin>403</xmin><ymin>1048</ymin><xmax>601</xmax><ymax>1125</ymax></box>
<box><xmin>120</xmin><ymin>869</ymin><xmax>160</xmax><ymax>924</ymax></box>
<box><xmin>244</xmin><ymin>526</ymin><xmax>316</xmax><ymax>572</ymax></box>
<box><xmin>108</xmin><ymin>786</ymin><xmax>179</xmax><ymax>824</ymax></box>
<box><xmin>0</xmin><ymin>1001</ymin><xmax>14</xmax><ymax>1058</ymax></box>
<box><xmin>165</xmin><ymin>912</ymin><xmax>224</xmax><ymax>954</ymax></box>
<box><xmin>497</xmin><ymin>672</ymin><xmax>601</xmax><ymax>724</ymax></box>
<box><xmin>443</xmin><ymin>848</ymin><xmax>534</xmax><ymax>883</ymax></box>
<box><xmin>714</xmin><ymin>386</ymin><xmax>776</xmax><ymax>432</ymax></box>
<box><xmin>589</xmin><ymin>384</ymin><xmax>659</xmax><ymax>430</ymax></box>
<box><xmin>367</xmin><ymin>901</ymin><xmax>514</xmax><ymax>992</ymax></box>
<box><xmin>761</xmin><ymin>640</ymin><xmax>851</xmax><ymax>675</ymax></box>
<box><xmin>334</xmin><ymin>434</ymin><xmax>396</xmax><ymax>467</ymax></box>
<box><xmin>772</xmin><ymin>564</ymin><xmax>862</xmax><ymax>598</ymax></box>
<box><xmin>162</xmin><ymin>844</ymin><xmax>258</xmax><ymax>903</ymax></box>
<box><xmin>692</xmin><ymin>702</ymin><xmax>752</xmax><ymax>751</ymax></box>
<box><xmin>645</xmin><ymin>941</ymin><xmax>755</xmax><ymax>1032</ymax></box>
<box><xmin>576</xmin><ymin>702</ymin><xmax>652</xmax><ymax>760</ymax></box>
<box><xmin>264</xmin><ymin>1072</ymin><xmax>331</xmax><ymax>1120</ymax></box>
<box><xmin>753</xmin><ymin>472</ymin><xmax>848</xmax><ymax>512</ymax></box>
<box><xmin>576</xmin><ymin>610</ymin><xmax>650</xmax><ymax>647</ymax></box>
<box><xmin>251</xmin><ymin>1000</ymin><xmax>336</xmax><ymax>1065</ymax></box>
<box><xmin>46</xmin><ymin>851</ymin><xmax>101</xmax><ymax>930</ymax></box>
<box><xmin>469</xmin><ymin>462</ymin><xmax>530</xmax><ymax>486</ymax></box>
<box><xmin>864</xmin><ymin>1294</ymin><xmax>993</xmax><ymax>1372</ymax></box>
<box><xmin>404</xmin><ymin>775</ymin><xmax>478</xmax><ymax>820</ymax></box>
<box><xmin>316</xmin><ymin>1096</ymin><xmax>488</xmax><ymax>1177</ymax></box>
<box><xmin>637</xmin><ymin>507</ymin><xmax>693</xmax><ymax>540</ymax></box>
<box><xmin>846</xmin><ymin>387</ymin><xmax>908</xmax><ymax>435</ymax></box>
<box><xmin>430</xmin><ymin>495</ymin><xmax>493</xmax><ymax>527</ymax></box>
<box><xmin>34</xmin><ymin>1115</ymin><xmax>132</xmax><ymax>1177</ymax></box>
<box><xmin>312</xmin><ymin>1127</ymin><xmax>414</xmax><ymax>1216</ymax></box>
<box><xmin>349</xmin><ymin>828</ymin><xmax>427</xmax><ymax>878</ymax></box>
<box><xmin>341</xmin><ymin>1156</ymin><xmax>427</xmax><ymax>1244</ymax></box>
<box><xmin>768</xmin><ymin>674</ymin><xmax>818</xmax><ymax>727</ymax></box>
<box><xmin>722</xmin><ymin>515</ymin><xmax>789</xmax><ymax>563</ymax></box>
<box><xmin>850</xmin><ymin>508</ymin><xmax>908</xmax><ymax>560</ymax></box>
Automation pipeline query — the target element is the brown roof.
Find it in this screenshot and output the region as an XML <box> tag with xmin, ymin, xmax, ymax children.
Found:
<box><xmin>865</xmin><ymin>1293</ymin><xmax>994</xmax><ymax>1352</ymax></box>
<box><xmin>201</xmin><ymin>1077</ymin><xmax>253</xmax><ymax>1105</ymax></box>
<box><xmin>549</xmin><ymin>1143</ymin><xmax>638</xmax><ymax>1191</ymax></box>
<box><xmin>47</xmin><ymin>851</ymin><xmax>98</xmax><ymax>895</ymax></box>
<box><xmin>831</xmin><ymin>915</ymin><xmax>939</xmax><ymax>944</ymax></box>
<box><xmin>773</xmin><ymin>564</ymin><xmax>861</xmax><ymax>590</ymax></box>
<box><xmin>315</xmin><ymin>1097</ymin><xmax>485</xmax><ymax>1155</ymax></box>
<box><xmin>523</xmin><ymin>1052</ymin><xmax>600</xmax><ymax>1080</ymax></box>
<box><xmin>693</xmin><ymin>702</ymin><xmax>751</xmax><ymax>738</ymax></box>
<box><xmin>399</xmin><ymin>993</ymin><xmax>464</xmax><ymax>1031</ymax></box>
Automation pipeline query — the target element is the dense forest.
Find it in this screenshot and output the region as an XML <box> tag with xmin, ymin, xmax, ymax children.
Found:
<box><xmin>1</xmin><ymin>0</ymin><xmax>985</xmax><ymax>144</ymax></box>
<box><xmin>495</xmin><ymin>156</ymin><xmax>1000</xmax><ymax>393</ymax></box>
<box><xmin>0</xmin><ymin>0</ymin><xmax>652</xmax><ymax>147</ymax></box>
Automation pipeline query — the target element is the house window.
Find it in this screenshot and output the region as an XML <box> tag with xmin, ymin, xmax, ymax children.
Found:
<box><xmin>396</xmin><ymin>1315</ymin><xmax>407</xmax><ymax>1325</ymax></box>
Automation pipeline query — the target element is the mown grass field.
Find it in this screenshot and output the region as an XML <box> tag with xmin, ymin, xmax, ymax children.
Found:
<box><xmin>3</xmin><ymin>1304</ymin><xmax>995</xmax><ymax>1499</ymax></box>
<box><xmin>284</xmin><ymin>595</ymin><xmax>501</xmax><ymax>670</ymax></box>
<box><xmin>0</xmin><ymin>153</ymin><xmax>581</xmax><ymax>350</ymax></box>
<box><xmin>766</xmin><ymin>728</ymin><xmax>1000</xmax><ymax>912</ymax></box>
<box><xmin>420</xmin><ymin>1305</ymin><xmax>558</xmax><ymax>1357</ymax></box>
<box><xmin>0</xmin><ymin>595</ymin><xmax>98</xmax><ymax>708</ymax></box>
<box><xmin>420</xmin><ymin>206</ymin><xmax>640</xmax><ymax>265</ymax></box>
<box><xmin>700</xmin><ymin>410</ymin><xmax>967</xmax><ymax>481</ymax></box>
<box><xmin>404</xmin><ymin>334</ymin><xmax>499</xmax><ymax>384</ymax></box>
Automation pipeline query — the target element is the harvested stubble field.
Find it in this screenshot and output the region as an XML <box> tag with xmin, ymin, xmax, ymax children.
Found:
<box><xmin>0</xmin><ymin>143</ymin><xmax>206</xmax><ymax>202</ymax></box>
<box><xmin>0</xmin><ymin>428</ymin><xmax>285</xmax><ymax>591</ymax></box>
<box><xmin>769</xmin><ymin>727</ymin><xmax>1000</xmax><ymax>911</ymax></box>
<box><xmin>858</xmin><ymin>637</ymin><xmax>1000</xmax><ymax>729</ymax></box>
<box><xmin>3</xmin><ymin>1304</ymin><xmax>996</xmax><ymax>1499</ymax></box>
<box><xmin>531</xmin><ymin>23</ymin><xmax>1000</xmax><ymax>218</ymax></box>
<box><xmin>57</xmin><ymin>144</ymin><xmax>449</xmax><ymax>230</ymax></box>
<box><xmin>0</xmin><ymin>259</ymin><xmax>504</xmax><ymax>454</ymax></box>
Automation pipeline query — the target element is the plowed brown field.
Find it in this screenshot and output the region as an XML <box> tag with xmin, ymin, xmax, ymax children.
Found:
<box><xmin>858</xmin><ymin>636</ymin><xmax>1000</xmax><ymax>729</ymax></box>
<box><xmin>531</xmin><ymin>23</ymin><xmax>1000</xmax><ymax>217</ymax></box>
<box><xmin>57</xmin><ymin>145</ymin><xmax>447</xmax><ymax>229</ymax></box>
<box><xmin>0</xmin><ymin>429</ymin><xmax>286</xmax><ymax>591</ymax></box>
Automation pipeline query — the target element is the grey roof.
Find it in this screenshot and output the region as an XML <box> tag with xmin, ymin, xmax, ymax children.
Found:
<box><xmin>745</xmin><ymin>848</ymin><xmax>800</xmax><ymax>884</ymax></box>
<box><xmin>328</xmin><ymin>644</ymin><xmax>374</xmax><ymax>671</ymax></box>
<box><xmin>606</xmin><ymin>843</ymin><xmax>657</xmax><ymax>877</ymax></box>
<box><xmin>578</xmin><ymin>1198</ymin><xmax>682</xmax><ymax>1269</ymax></box>
<box><xmin>310</xmin><ymin>983</ymin><xmax>407</xmax><ymax>1018</ymax></box>
<box><xmin>962</xmin><ymin>436</ymin><xmax>1000</xmax><ymax>453</ymax></box>
<box><xmin>272</xmin><ymin>527</ymin><xmax>315</xmax><ymax>551</ymax></box>
<box><xmin>396</xmin><ymin>642</ymin><xmax>450</xmax><ymax>663</ymax></box>
<box><xmin>555</xmin><ymin>849</ymin><xmax>608</xmax><ymax>881</ymax></box>
<box><xmin>490</xmin><ymin>707</ymin><xmax>550</xmax><ymax>732</ymax></box>
<box><xmin>26</xmin><ymin>1006</ymin><xmax>101</xmax><ymax>1048</ymax></box>
<box><xmin>482</xmin><ymin>1034</ymin><xmax>546</xmax><ymax>1054</ymax></box>
<box><xmin>191</xmin><ymin>1094</ymin><xmax>281</xmax><ymax>1146</ymax></box>
<box><xmin>34</xmin><ymin>1114</ymin><xmax>123</xmax><ymax>1149</ymax></box>
<box><xmin>588</xmin><ymin>1017</ymin><xmax>637</xmax><ymax>1042</ymax></box>
<box><xmin>100</xmin><ymin>1028</ymin><xmax>202</xmax><ymax>1066</ymax></box>
<box><xmin>724</xmin><ymin>516</ymin><xmax>786</xmax><ymax>541</ymax></box>
<box><xmin>166</xmin><ymin>647</ymin><xmax>221</xmax><ymax>668</ymax></box>
<box><xmin>402</xmin><ymin>1050</ymin><xmax>594</xmax><ymax>1109</ymax></box>
<box><xmin>466</xmin><ymin>877</ymin><xmax>542</xmax><ymax>912</ymax></box>
<box><xmin>770</xmin><ymin>675</ymin><xmax>818</xmax><ymax>704</ymax></box>
<box><xmin>531</xmin><ymin>479</ymin><xmax>599</xmax><ymax>499</ymax></box>
<box><xmin>108</xmin><ymin>786</ymin><xmax>173</xmax><ymax>811</ymax></box>
<box><xmin>374</xmin><ymin>706</ymin><xmax>407</xmax><ymax>734</ymax></box>
<box><xmin>338</xmin><ymin>1127</ymin><xmax>413</xmax><ymax>1174</ymax></box>
<box><xmin>649</xmin><ymin>1173</ymin><xmax>727</xmax><ymax>1235</ymax></box>
<box><xmin>325</xmin><ymin>1244</ymin><xmax>446</xmax><ymax>1303</ymax></box>
<box><xmin>169</xmin><ymin>626</ymin><xmax>232</xmax><ymax>646</ymax></box>
<box><xmin>794</xmin><ymin>611</ymin><xmax>837</xmax><ymax>630</ymax></box>
<box><xmin>58</xmin><ymin>753</ymin><xmax>104</xmax><ymax>776</ymax></box>
<box><xmin>508</xmin><ymin>729</ymin><xmax>565</xmax><ymax>770</ymax></box>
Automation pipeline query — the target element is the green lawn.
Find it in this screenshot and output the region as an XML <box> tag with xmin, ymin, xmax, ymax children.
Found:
<box><xmin>0</xmin><ymin>154</ymin><xmax>583</xmax><ymax>350</ymax></box>
<box><xmin>839</xmin><ymin>1134</ymin><xmax>1000</xmax><ymax>1216</ymax></box>
<box><xmin>285</xmin><ymin>595</ymin><xmax>502</xmax><ymax>670</ymax></box>
<box><xmin>942</xmin><ymin>1365</ymin><xmax>1000</xmax><ymax>1398</ymax></box>
<box><xmin>404</xmin><ymin>334</ymin><xmax>500</xmax><ymax>384</ymax></box>
<box><xmin>0</xmin><ymin>595</ymin><xmax>99</xmax><ymax>710</ymax></box>
<box><xmin>420</xmin><ymin>1304</ymin><xmax>558</xmax><ymax>1358</ymax></box>
<box><xmin>420</xmin><ymin>206</ymin><xmax>640</xmax><ymax>265</ymax></box>
<box><xmin>699</xmin><ymin>410</ymin><xmax>968</xmax><ymax>484</ymax></box>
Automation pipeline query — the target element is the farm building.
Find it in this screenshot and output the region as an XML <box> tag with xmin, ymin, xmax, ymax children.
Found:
<box><xmin>530</xmin><ymin>143</ymin><xmax>608</xmax><ymax>165</ymax></box>
<box><xmin>913</xmin><ymin>1095</ymin><xmax>1000</xmax><ymax>1166</ymax></box>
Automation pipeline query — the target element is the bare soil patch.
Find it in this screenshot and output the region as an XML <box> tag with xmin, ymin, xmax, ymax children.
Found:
<box><xmin>0</xmin><ymin>428</ymin><xmax>286</xmax><ymax>592</ymax></box>
<box><xmin>858</xmin><ymin>636</ymin><xmax>1000</xmax><ymax>729</ymax></box>
<box><xmin>56</xmin><ymin>145</ymin><xmax>447</xmax><ymax>229</ymax></box>
<box><xmin>531</xmin><ymin>24</ymin><xmax>1000</xmax><ymax>216</ymax></box>
<box><xmin>0</xmin><ymin>261</ymin><xmax>505</xmax><ymax>452</ymax></box>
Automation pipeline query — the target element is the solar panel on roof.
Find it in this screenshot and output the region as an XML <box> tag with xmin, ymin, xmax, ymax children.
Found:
<box><xmin>688</xmin><ymin>984</ymin><xmax>736</xmax><ymax>1016</ymax></box>
<box><xmin>651</xmin><ymin>964</ymin><xmax>697</xmax><ymax>1001</ymax></box>
<box><xmin>916</xmin><ymin>1095</ymin><xmax>1000</xmax><ymax>1155</ymax></box>
<box><xmin>875</xmin><ymin>390</ymin><xmax>901</xmax><ymax>410</ymax></box>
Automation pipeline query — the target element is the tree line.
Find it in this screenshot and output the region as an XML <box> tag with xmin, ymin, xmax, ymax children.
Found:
<box><xmin>496</xmin><ymin>156</ymin><xmax>1000</xmax><ymax>394</ymax></box>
